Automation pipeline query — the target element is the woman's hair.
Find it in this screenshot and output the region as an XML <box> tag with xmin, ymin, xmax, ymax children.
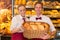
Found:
<box><xmin>34</xmin><ymin>2</ymin><xmax>43</xmax><ymax>8</ymax></box>
<box><xmin>18</xmin><ymin>4</ymin><xmax>26</xmax><ymax>9</ymax></box>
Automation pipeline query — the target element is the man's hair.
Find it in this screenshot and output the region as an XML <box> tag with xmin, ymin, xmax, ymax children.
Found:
<box><xmin>34</xmin><ymin>2</ymin><xmax>43</xmax><ymax>8</ymax></box>
<box><xmin>18</xmin><ymin>4</ymin><xmax>26</xmax><ymax>9</ymax></box>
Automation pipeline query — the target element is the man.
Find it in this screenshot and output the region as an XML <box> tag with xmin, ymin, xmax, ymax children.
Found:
<box><xmin>30</xmin><ymin>2</ymin><xmax>56</xmax><ymax>40</ymax></box>
<box><xmin>10</xmin><ymin>5</ymin><xmax>27</xmax><ymax>40</ymax></box>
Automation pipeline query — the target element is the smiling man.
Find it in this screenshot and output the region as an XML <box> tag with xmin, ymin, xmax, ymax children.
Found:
<box><xmin>30</xmin><ymin>2</ymin><xmax>56</xmax><ymax>40</ymax></box>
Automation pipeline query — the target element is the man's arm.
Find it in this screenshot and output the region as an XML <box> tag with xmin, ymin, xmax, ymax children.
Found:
<box><xmin>50</xmin><ymin>30</ymin><xmax>56</xmax><ymax>38</ymax></box>
<box><xmin>46</xmin><ymin>17</ymin><xmax>56</xmax><ymax>38</ymax></box>
<box><xmin>40</xmin><ymin>16</ymin><xmax>56</xmax><ymax>39</ymax></box>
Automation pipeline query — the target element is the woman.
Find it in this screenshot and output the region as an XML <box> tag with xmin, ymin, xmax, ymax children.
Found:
<box><xmin>10</xmin><ymin>5</ymin><xmax>27</xmax><ymax>40</ymax></box>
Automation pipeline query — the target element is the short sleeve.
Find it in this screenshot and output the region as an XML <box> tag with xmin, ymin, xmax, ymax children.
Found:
<box><xmin>46</xmin><ymin>17</ymin><xmax>56</xmax><ymax>32</ymax></box>
<box><xmin>10</xmin><ymin>16</ymin><xmax>24</xmax><ymax>32</ymax></box>
<box><xmin>10</xmin><ymin>17</ymin><xmax>18</xmax><ymax>31</ymax></box>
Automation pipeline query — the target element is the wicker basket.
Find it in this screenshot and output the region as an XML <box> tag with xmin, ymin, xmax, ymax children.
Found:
<box><xmin>23</xmin><ymin>21</ymin><xmax>50</xmax><ymax>39</ymax></box>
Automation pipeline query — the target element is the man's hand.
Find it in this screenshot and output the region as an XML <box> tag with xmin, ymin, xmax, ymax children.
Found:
<box><xmin>40</xmin><ymin>31</ymin><xmax>50</xmax><ymax>39</ymax></box>
<box><xmin>42</xmin><ymin>33</ymin><xmax>50</xmax><ymax>39</ymax></box>
<box><xmin>50</xmin><ymin>30</ymin><xmax>56</xmax><ymax>38</ymax></box>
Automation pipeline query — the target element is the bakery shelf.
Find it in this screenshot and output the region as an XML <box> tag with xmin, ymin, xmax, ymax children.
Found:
<box><xmin>26</xmin><ymin>6</ymin><xmax>34</xmax><ymax>10</ymax></box>
<box><xmin>54</xmin><ymin>24</ymin><xmax>60</xmax><ymax>27</ymax></box>
<box><xmin>26</xmin><ymin>6</ymin><xmax>60</xmax><ymax>10</ymax></box>
<box><xmin>44</xmin><ymin>7</ymin><xmax>60</xmax><ymax>11</ymax></box>
<box><xmin>44</xmin><ymin>6</ymin><xmax>60</xmax><ymax>9</ymax></box>
<box><xmin>45</xmin><ymin>15</ymin><xmax>60</xmax><ymax>19</ymax></box>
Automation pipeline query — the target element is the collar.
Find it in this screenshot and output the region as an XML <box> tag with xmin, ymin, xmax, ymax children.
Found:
<box><xmin>19</xmin><ymin>15</ymin><xmax>26</xmax><ymax>19</ymax></box>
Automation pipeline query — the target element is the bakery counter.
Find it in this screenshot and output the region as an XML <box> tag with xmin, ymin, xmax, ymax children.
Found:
<box><xmin>0</xmin><ymin>35</ymin><xmax>55</xmax><ymax>40</ymax></box>
<box><xmin>0</xmin><ymin>34</ymin><xmax>11</xmax><ymax>40</ymax></box>
<box><xmin>0</xmin><ymin>34</ymin><xmax>59</xmax><ymax>40</ymax></box>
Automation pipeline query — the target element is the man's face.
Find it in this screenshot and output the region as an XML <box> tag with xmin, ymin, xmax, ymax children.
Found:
<box><xmin>35</xmin><ymin>4</ymin><xmax>42</xmax><ymax>14</ymax></box>
<box><xmin>18</xmin><ymin>6</ymin><xmax>26</xmax><ymax>17</ymax></box>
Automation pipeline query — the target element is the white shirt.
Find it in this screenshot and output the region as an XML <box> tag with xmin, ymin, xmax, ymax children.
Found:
<box><xmin>30</xmin><ymin>15</ymin><xmax>56</xmax><ymax>32</ymax></box>
<box><xmin>10</xmin><ymin>15</ymin><xmax>28</xmax><ymax>32</ymax></box>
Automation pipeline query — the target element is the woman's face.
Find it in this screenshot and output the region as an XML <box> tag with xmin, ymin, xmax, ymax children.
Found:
<box><xmin>35</xmin><ymin>4</ymin><xmax>42</xmax><ymax>14</ymax></box>
<box><xmin>18</xmin><ymin>6</ymin><xmax>26</xmax><ymax>17</ymax></box>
